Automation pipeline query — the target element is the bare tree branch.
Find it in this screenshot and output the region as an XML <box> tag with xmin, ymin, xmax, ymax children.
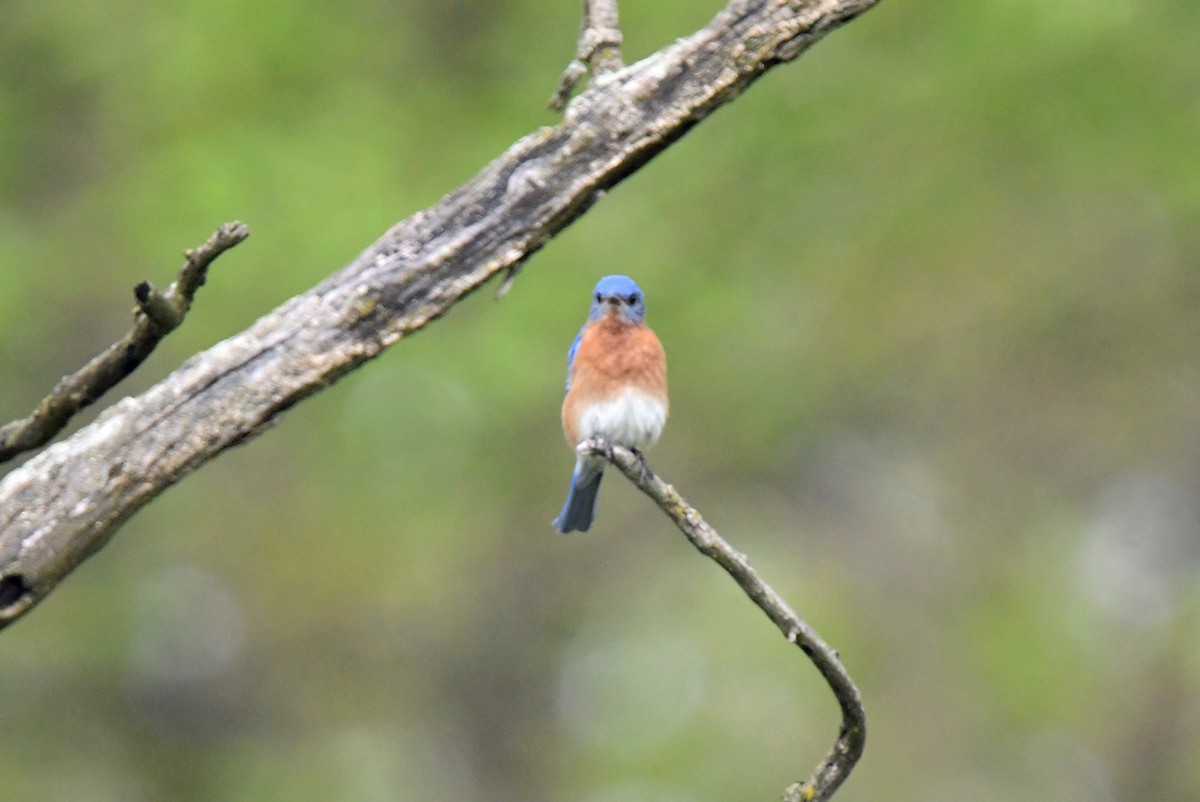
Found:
<box><xmin>585</xmin><ymin>439</ymin><xmax>866</xmax><ymax>801</ymax></box>
<box><xmin>549</xmin><ymin>0</ymin><xmax>625</xmax><ymax>111</ymax></box>
<box><xmin>0</xmin><ymin>0</ymin><xmax>882</xmax><ymax>630</ymax></box>
<box><xmin>0</xmin><ymin>222</ymin><xmax>248</xmax><ymax>465</ymax></box>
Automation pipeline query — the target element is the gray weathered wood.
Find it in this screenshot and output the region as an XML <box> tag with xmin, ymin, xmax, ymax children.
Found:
<box><xmin>0</xmin><ymin>0</ymin><xmax>881</xmax><ymax>628</ymax></box>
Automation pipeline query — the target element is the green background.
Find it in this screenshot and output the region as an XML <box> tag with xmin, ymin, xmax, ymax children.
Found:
<box><xmin>2</xmin><ymin>1</ymin><xmax>1198</xmax><ymax>800</ymax></box>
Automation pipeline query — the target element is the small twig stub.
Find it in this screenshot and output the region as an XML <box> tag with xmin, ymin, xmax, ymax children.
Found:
<box><xmin>0</xmin><ymin>221</ymin><xmax>248</xmax><ymax>465</ymax></box>
<box><xmin>549</xmin><ymin>0</ymin><xmax>626</xmax><ymax>110</ymax></box>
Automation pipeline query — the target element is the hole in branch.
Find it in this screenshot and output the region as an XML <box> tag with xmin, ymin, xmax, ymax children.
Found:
<box><xmin>0</xmin><ymin>574</ymin><xmax>30</xmax><ymax>608</ymax></box>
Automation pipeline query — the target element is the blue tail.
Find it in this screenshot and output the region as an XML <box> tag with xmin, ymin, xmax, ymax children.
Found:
<box><xmin>554</xmin><ymin>460</ymin><xmax>605</xmax><ymax>534</ymax></box>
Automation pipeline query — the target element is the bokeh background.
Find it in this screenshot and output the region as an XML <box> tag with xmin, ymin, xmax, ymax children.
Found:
<box><xmin>2</xmin><ymin>1</ymin><xmax>1198</xmax><ymax>800</ymax></box>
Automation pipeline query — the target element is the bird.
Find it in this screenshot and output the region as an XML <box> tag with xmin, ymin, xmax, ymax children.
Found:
<box><xmin>553</xmin><ymin>275</ymin><xmax>668</xmax><ymax>534</ymax></box>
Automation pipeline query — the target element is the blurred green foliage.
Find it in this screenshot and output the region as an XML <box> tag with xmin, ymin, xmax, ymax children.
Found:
<box><xmin>2</xmin><ymin>1</ymin><xmax>1199</xmax><ymax>800</ymax></box>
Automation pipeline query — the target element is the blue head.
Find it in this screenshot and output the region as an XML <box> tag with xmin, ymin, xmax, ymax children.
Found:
<box><xmin>588</xmin><ymin>275</ymin><xmax>646</xmax><ymax>324</ymax></box>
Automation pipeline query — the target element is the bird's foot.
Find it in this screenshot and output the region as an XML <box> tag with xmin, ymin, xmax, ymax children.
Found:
<box><xmin>630</xmin><ymin>448</ymin><xmax>651</xmax><ymax>484</ymax></box>
<box><xmin>593</xmin><ymin>437</ymin><xmax>615</xmax><ymax>461</ymax></box>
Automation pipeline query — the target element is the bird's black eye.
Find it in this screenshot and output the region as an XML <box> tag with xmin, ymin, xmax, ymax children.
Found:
<box><xmin>627</xmin><ymin>293</ymin><xmax>639</xmax><ymax>305</ymax></box>
<box><xmin>594</xmin><ymin>292</ymin><xmax>603</xmax><ymax>303</ymax></box>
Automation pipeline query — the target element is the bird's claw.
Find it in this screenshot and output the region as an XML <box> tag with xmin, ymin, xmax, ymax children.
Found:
<box><xmin>593</xmin><ymin>437</ymin><xmax>615</xmax><ymax>461</ymax></box>
<box><xmin>631</xmin><ymin>448</ymin><xmax>651</xmax><ymax>484</ymax></box>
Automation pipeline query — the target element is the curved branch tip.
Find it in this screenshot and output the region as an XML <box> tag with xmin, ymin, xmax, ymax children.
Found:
<box><xmin>580</xmin><ymin>437</ymin><xmax>867</xmax><ymax>800</ymax></box>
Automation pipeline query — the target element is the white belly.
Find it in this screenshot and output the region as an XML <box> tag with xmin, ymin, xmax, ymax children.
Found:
<box><xmin>577</xmin><ymin>388</ymin><xmax>667</xmax><ymax>450</ymax></box>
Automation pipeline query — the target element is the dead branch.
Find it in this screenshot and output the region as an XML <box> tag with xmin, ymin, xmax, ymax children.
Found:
<box><xmin>585</xmin><ymin>439</ymin><xmax>866</xmax><ymax>801</ymax></box>
<box><xmin>0</xmin><ymin>0</ymin><xmax>882</xmax><ymax>640</ymax></box>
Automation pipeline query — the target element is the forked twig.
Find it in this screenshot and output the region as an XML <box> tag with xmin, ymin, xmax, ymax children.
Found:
<box><xmin>549</xmin><ymin>0</ymin><xmax>625</xmax><ymax>110</ymax></box>
<box><xmin>0</xmin><ymin>222</ymin><xmax>249</xmax><ymax>464</ymax></box>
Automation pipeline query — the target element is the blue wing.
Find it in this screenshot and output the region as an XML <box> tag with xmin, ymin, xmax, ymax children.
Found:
<box><xmin>564</xmin><ymin>326</ymin><xmax>585</xmax><ymax>396</ymax></box>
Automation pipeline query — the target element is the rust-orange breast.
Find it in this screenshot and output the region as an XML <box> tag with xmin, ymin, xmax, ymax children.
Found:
<box><xmin>562</xmin><ymin>313</ymin><xmax>668</xmax><ymax>446</ymax></box>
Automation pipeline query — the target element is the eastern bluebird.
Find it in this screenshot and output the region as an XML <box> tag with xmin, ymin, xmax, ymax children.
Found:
<box><xmin>553</xmin><ymin>275</ymin><xmax>668</xmax><ymax>534</ymax></box>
